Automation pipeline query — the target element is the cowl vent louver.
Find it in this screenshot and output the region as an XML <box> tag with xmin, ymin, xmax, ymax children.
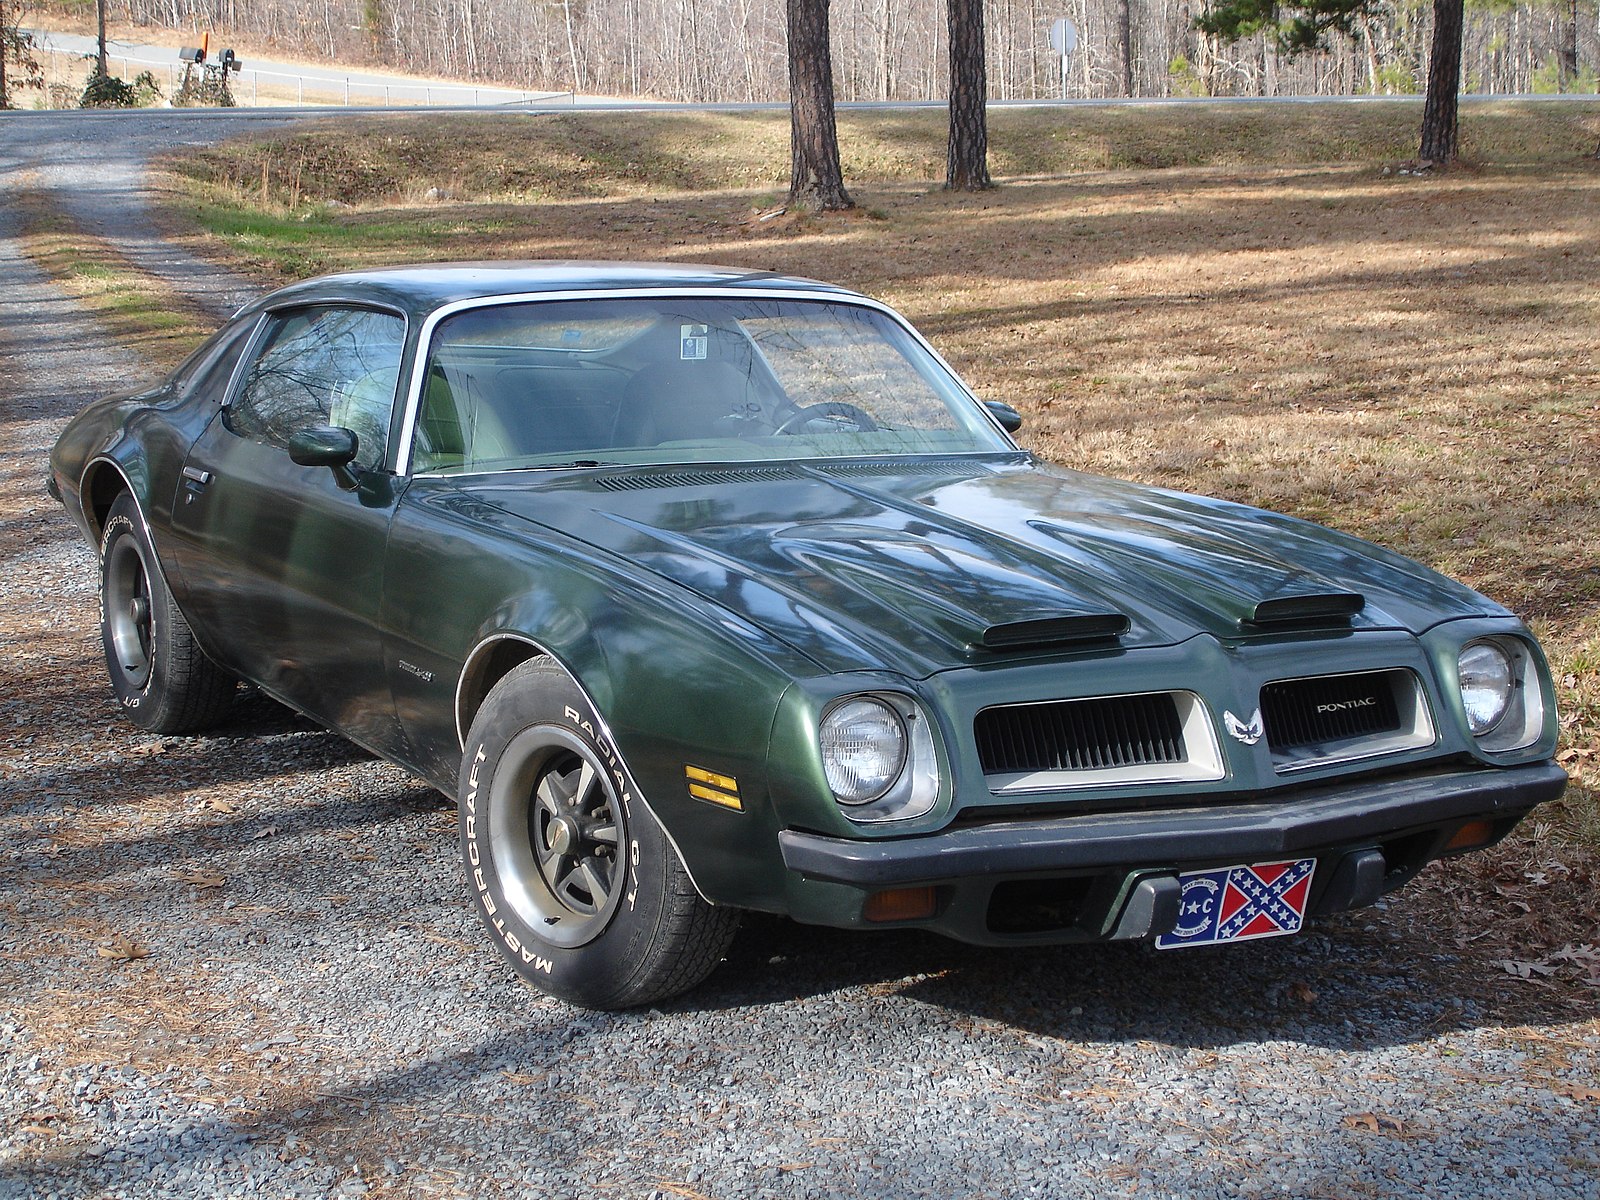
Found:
<box><xmin>593</xmin><ymin>467</ymin><xmax>794</xmax><ymax>492</ymax></box>
<box><xmin>809</xmin><ymin>461</ymin><xmax>987</xmax><ymax>479</ymax></box>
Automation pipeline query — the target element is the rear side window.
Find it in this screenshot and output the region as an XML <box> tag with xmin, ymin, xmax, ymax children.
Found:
<box><xmin>228</xmin><ymin>306</ymin><xmax>405</xmax><ymax>469</ymax></box>
<box><xmin>169</xmin><ymin>316</ymin><xmax>259</xmax><ymax>400</ymax></box>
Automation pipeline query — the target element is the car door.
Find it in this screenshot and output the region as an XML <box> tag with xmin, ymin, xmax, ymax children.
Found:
<box><xmin>166</xmin><ymin>303</ymin><xmax>411</xmax><ymax>755</ymax></box>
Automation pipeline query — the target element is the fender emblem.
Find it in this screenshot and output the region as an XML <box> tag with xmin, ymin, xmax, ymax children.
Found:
<box><xmin>1224</xmin><ymin>708</ymin><xmax>1265</xmax><ymax>746</ymax></box>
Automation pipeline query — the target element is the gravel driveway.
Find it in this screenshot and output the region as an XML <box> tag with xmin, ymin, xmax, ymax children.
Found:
<box><xmin>2</xmin><ymin>111</ymin><xmax>1597</xmax><ymax>1200</ymax></box>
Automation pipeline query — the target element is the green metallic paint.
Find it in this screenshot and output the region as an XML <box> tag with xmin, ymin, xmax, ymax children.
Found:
<box><xmin>48</xmin><ymin>263</ymin><xmax>1565</xmax><ymax>943</ymax></box>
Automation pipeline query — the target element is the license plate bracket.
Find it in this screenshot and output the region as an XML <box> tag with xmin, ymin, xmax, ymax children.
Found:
<box><xmin>1154</xmin><ymin>858</ymin><xmax>1316</xmax><ymax>950</ymax></box>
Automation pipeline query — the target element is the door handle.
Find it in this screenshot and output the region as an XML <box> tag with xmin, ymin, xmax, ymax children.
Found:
<box><xmin>181</xmin><ymin>465</ymin><xmax>214</xmax><ymax>504</ymax></box>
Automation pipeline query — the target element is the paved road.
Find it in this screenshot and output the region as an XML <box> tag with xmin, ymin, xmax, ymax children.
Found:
<box><xmin>23</xmin><ymin>32</ymin><xmax>1600</xmax><ymax>114</ymax></box>
<box><xmin>0</xmin><ymin>111</ymin><xmax>1596</xmax><ymax>1200</ymax></box>
<box><xmin>27</xmin><ymin>29</ymin><xmax>606</xmax><ymax>107</ymax></box>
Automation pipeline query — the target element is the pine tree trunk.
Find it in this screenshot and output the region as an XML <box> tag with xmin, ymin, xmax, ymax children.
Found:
<box><xmin>945</xmin><ymin>0</ymin><xmax>992</xmax><ymax>189</ymax></box>
<box><xmin>1418</xmin><ymin>0</ymin><xmax>1463</xmax><ymax>164</ymax></box>
<box><xmin>787</xmin><ymin>0</ymin><xmax>854</xmax><ymax>210</ymax></box>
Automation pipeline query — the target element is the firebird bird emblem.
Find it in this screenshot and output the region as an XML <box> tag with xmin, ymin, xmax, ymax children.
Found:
<box><xmin>1224</xmin><ymin>709</ymin><xmax>1265</xmax><ymax>746</ymax></box>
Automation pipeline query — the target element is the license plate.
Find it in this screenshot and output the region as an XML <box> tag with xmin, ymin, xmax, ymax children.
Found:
<box><xmin>1154</xmin><ymin>858</ymin><xmax>1316</xmax><ymax>950</ymax></box>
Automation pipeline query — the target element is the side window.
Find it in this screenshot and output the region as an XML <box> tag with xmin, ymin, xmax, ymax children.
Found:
<box><xmin>168</xmin><ymin>316</ymin><xmax>258</xmax><ymax>400</ymax></box>
<box><xmin>228</xmin><ymin>306</ymin><xmax>405</xmax><ymax>470</ymax></box>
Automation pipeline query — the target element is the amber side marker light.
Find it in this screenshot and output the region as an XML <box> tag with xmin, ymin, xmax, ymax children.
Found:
<box><xmin>1444</xmin><ymin>820</ymin><xmax>1496</xmax><ymax>854</ymax></box>
<box><xmin>864</xmin><ymin>886</ymin><xmax>937</xmax><ymax>923</ymax></box>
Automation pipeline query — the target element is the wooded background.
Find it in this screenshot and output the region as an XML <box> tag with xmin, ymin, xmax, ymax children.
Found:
<box><xmin>77</xmin><ymin>0</ymin><xmax>1600</xmax><ymax>101</ymax></box>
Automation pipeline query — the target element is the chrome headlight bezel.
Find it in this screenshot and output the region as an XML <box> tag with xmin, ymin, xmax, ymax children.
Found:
<box><xmin>818</xmin><ymin>692</ymin><xmax>940</xmax><ymax>824</ymax></box>
<box><xmin>1457</xmin><ymin>636</ymin><xmax>1543</xmax><ymax>754</ymax></box>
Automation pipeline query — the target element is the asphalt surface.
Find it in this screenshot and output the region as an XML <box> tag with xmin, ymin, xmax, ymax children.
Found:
<box><xmin>1</xmin><ymin>111</ymin><xmax>1597</xmax><ymax>1200</ymax></box>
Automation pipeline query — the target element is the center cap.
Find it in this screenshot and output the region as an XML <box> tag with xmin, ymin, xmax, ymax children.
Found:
<box><xmin>548</xmin><ymin>815</ymin><xmax>580</xmax><ymax>857</ymax></box>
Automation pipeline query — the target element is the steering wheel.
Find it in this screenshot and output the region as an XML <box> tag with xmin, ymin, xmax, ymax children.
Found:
<box><xmin>773</xmin><ymin>401</ymin><xmax>879</xmax><ymax>435</ymax></box>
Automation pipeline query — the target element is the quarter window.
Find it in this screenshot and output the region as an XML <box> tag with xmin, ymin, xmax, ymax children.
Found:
<box><xmin>229</xmin><ymin>306</ymin><xmax>405</xmax><ymax>469</ymax></box>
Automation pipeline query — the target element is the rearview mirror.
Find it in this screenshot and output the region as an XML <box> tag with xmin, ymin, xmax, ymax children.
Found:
<box><xmin>288</xmin><ymin>426</ymin><xmax>362</xmax><ymax>490</ymax></box>
<box><xmin>984</xmin><ymin>400</ymin><xmax>1024</xmax><ymax>434</ymax></box>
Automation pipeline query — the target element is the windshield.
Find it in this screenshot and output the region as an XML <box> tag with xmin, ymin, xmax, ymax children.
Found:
<box><xmin>409</xmin><ymin>295</ymin><xmax>1011</xmax><ymax>473</ymax></box>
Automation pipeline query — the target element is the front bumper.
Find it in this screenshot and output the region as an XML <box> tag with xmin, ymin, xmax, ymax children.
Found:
<box><xmin>777</xmin><ymin>761</ymin><xmax>1567</xmax><ymax>946</ymax></box>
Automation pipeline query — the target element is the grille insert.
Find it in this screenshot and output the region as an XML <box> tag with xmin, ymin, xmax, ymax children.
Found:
<box><xmin>1261</xmin><ymin>672</ymin><xmax>1404</xmax><ymax>754</ymax></box>
<box><xmin>976</xmin><ymin>693</ymin><xmax>1185</xmax><ymax>776</ymax></box>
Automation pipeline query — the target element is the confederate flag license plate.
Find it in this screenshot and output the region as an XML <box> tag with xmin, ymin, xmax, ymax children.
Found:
<box><xmin>1154</xmin><ymin>858</ymin><xmax>1316</xmax><ymax>950</ymax></box>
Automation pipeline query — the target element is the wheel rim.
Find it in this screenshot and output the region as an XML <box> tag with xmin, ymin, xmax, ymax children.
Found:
<box><xmin>105</xmin><ymin>536</ymin><xmax>154</xmax><ymax>689</ymax></box>
<box><xmin>488</xmin><ymin>725</ymin><xmax>627</xmax><ymax>949</ymax></box>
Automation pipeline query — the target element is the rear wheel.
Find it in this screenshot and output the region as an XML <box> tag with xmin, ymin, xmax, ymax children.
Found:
<box><xmin>459</xmin><ymin>658</ymin><xmax>739</xmax><ymax>1008</ymax></box>
<box><xmin>99</xmin><ymin>493</ymin><xmax>235</xmax><ymax>734</ymax></box>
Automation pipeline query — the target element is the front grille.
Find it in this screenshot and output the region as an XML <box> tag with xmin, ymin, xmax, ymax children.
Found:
<box><xmin>975</xmin><ymin>693</ymin><xmax>1185</xmax><ymax>776</ymax></box>
<box><xmin>1261</xmin><ymin>672</ymin><xmax>1403</xmax><ymax>754</ymax></box>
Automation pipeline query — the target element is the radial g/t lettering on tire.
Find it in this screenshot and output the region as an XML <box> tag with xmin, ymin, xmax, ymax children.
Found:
<box><xmin>458</xmin><ymin>658</ymin><xmax>739</xmax><ymax>1009</ymax></box>
<box><xmin>99</xmin><ymin>492</ymin><xmax>235</xmax><ymax>734</ymax></box>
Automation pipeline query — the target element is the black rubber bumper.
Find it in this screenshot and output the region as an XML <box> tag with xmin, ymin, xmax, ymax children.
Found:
<box><xmin>778</xmin><ymin>761</ymin><xmax>1568</xmax><ymax>888</ymax></box>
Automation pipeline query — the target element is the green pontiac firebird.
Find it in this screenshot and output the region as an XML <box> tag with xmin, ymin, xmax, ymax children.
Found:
<box><xmin>49</xmin><ymin>263</ymin><xmax>1566</xmax><ymax>1009</ymax></box>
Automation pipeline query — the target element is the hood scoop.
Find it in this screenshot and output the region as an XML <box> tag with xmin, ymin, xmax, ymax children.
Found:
<box><xmin>980</xmin><ymin>612</ymin><xmax>1130</xmax><ymax>650</ymax></box>
<box><xmin>1244</xmin><ymin>590</ymin><xmax>1366</xmax><ymax>630</ymax></box>
<box><xmin>773</xmin><ymin>525</ymin><xmax>1130</xmax><ymax>656</ymax></box>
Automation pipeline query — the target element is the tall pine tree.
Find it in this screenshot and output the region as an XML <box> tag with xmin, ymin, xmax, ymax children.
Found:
<box><xmin>1197</xmin><ymin>0</ymin><xmax>1466</xmax><ymax>163</ymax></box>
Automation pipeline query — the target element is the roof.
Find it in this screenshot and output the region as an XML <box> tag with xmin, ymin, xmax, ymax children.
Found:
<box><xmin>239</xmin><ymin>261</ymin><xmax>858</xmax><ymax>319</ymax></box>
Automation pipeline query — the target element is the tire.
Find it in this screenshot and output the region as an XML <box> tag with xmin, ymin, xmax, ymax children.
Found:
<box><xmin>459</xmin><ymin>658</ymin><xmax>739</xmax><ymax>1009</ymax></box>
<box><xmin>99</xmin><ymin>492</ymin><xmax>236</xmax><ymax>734</ymax></box>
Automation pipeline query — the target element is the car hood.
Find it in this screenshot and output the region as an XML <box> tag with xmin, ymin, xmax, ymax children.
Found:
<box><xmin>456</xmin><ymin>457</ymin><xmax>1504</xmax><ymax>676</ymax></box>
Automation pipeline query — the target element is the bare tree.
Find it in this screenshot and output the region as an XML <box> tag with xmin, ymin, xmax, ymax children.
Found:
<box><xmin>1115</xmin><ymin>0</ymin><xmax>1134</xmax><ymax>95</ymax></box>
<box><xmin>96</xmin><ymin>0</ymin><xmax>108</xmax><ymax>78</ymax></box>
<box><xmin>946</xmin><ymin>0</ymin><xmax>992</xmax><ymax>189</ymax></box>
<box><xmin>787</xmin><ymin>0</ymin><xmax>854</xmax><ymax>209</ymax></box>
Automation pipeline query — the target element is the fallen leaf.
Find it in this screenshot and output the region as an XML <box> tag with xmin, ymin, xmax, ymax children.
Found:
<box><xmin>251</xmin><ymin>825</ymin><xmax>280</xmax><ymax>840</ymax></box>
<box><xmin>1288</xmin><ymin>980</ymin><xmax>1318</xmax><ymax>1004</ymax></box>
<box><xmin>1556</xmin><ymin>1084</ymin><xmax>1600</xmax><ymax>1103</ymax></box>
<box><xmin>97</xmin><ymin>935</ymin><xmax>150</xmax><ymax>962</ymax></box>
<box><xmin>1343</xmin><ymin>1112</ymin><xmax>1407</xmax><ymax>1135</ymax></box>
<box><xmin>1499</xmin><ymin>959</ymin><xmax>1558</xmax><ymax>979</ymax></box>
<box><xmin>203</xmin><ymin>797</ymin><xmax>237</xmax><ymax>814</ymax></box>
<box><xmin>174</xmin><ymin>869</ymin><xmax>226</xmax><ymax>889</ymax></box>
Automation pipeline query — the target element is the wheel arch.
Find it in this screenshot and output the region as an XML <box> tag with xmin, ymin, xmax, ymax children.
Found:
<box><xmin>456</xmin><ymin>634</ymin><xmax>717</xmax><ymax>906</ymax></box>
<box><xmin>456</xmin><ymin>632</ymin><xmax>549</xmax><ymax>747</ymax></box>
<box><xmin>80</xmin><ymin>456</ymin><xmax>143</xmax><ymax>547</ymax></box>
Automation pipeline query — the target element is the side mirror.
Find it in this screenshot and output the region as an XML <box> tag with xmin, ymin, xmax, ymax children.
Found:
<box><xmin>985</xmin><ymin>400</ymin><xmax>1024</xmax><ymax>434</ymax></box>
<box><xmin>288</xmin><ymin>425</ymin><xmax>362</xmax><ymax>490</ymax></box>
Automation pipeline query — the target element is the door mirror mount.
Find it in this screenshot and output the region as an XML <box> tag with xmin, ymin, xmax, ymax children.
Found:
<box><xmin>288</xmin><ymin>426</ymin><xmax>363</xmax><ymax>490</ymax></box>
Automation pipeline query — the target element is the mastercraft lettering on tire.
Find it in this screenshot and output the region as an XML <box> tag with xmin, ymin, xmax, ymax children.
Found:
<box><xmin>48</xmin><ymin>262</ymin><xmax>1567</xmax><ymax>1009</ymax></box>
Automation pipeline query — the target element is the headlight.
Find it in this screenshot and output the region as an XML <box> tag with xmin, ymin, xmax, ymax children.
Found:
<box><xmin>816</xmin><ymin>693</ymin><xmax>941</xmax><ymax>823</ymax></box>
<box><xmin>1458</xmin><ymin>640</ymin><xmax>1514</xmax><ymax>735</ymax></box>
<box><xmin>819</xmin><ymin>698</ymin><xmax>907</xmax><ymax>804</ymax></box>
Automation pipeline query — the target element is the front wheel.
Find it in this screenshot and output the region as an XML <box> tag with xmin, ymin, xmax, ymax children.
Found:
<box><xmin>459</xmin><ymin>658</ymin><xmax>739</xmax><ymax>1009</ymax></box>
<box><xmin>99</xmin><ymin>493</ymin><xmax>235</xmax><ymax>734</ymax></box>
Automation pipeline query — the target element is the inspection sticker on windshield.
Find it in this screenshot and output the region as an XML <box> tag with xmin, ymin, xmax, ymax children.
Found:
<box><xmin>680</xmin><ymin>324</ymin><xmax>708</xmax><ymax>360</ymax></box>
<box><xmin>1155</xmin><ymin>858</ymin><xmax>1315</xmax><ymax>949</ymax></box>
